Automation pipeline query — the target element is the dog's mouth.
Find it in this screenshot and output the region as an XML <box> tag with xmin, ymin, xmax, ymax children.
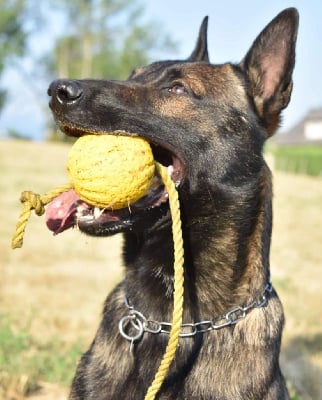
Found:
<box><xmin>45</xmin><ymin>126</ymin><xmax>185</xmax><ymax>236</ymax></box>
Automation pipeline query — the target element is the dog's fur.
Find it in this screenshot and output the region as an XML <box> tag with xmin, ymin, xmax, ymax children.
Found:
<box><xmin>48</xmin><ymin>8</ymin><xmax>299</xmax><ymax>399</ymax></box>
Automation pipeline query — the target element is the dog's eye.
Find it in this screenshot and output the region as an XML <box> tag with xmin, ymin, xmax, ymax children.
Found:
<box><xmin>168</xmin><ymin>85</ymin><xmax>187</xmax><ymax>95</ymax></box>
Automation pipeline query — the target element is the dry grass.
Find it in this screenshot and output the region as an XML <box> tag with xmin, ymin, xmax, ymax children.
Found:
<box><xmin>270</xmin><ymin>169</ymin><xmax>322</xmax><ymax>399</ymax></box>
<box><xmin>0</xmin><ymin>140</ymin><xmax>123</xmax><ymax>342</ymax></box>
<box><xmin>0</xmin><ymin>140</ymin><xmax>123</xmax><ymax>400</ymax></box>
<box><xmin>1</xmin><ymin>140</ymin><xmax>321</xmax><ymax>399</ymax></box>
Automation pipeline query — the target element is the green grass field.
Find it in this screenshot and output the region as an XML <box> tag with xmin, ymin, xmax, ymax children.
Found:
<box><xmin>272</xmin><ymin>145</ymin><xmax>322</xmax><ymax>177</ymax></box>
<box><xmin>1</xmin><ymin>140</ymin><xmax>322</xmax><ymax>399</ymax></box>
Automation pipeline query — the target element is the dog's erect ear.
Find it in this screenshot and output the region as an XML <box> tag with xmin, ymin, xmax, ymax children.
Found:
<box><xmin>241</xmin><ymin>8</ymin><xmax>299</xmax><ymax>136</ymax></box>
<box><xmin>188</xmin><ymin>16</ymin><xmax>209</xmax><ymax>62</ymax></box>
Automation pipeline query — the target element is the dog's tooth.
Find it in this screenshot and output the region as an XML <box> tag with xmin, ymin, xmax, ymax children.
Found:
<box><xmin>167</xmin><ymin>165</ymin><xmax>180</xmax><ymax>187</ymax></box>
<box><xmin>94</xmin><ymin>206</ymin><xmax>105</xmax><ymax>219</ymax></box>
<box><xmin>94</xmin><ymin>207</ymin><xmax>100</xmax><ymax>219</ymax></box>
<box><xmin>150</xmin><ymin>175</ymin><xmax>162</xmax><ymax>189</ymax></box>
<box><xmin>167</xmin><ymin>165</ymin><xmax>174</xmax><ymax>176</ymax></box>
<box><xmin>77</xmin><ymin>213</ymin><xmax>94</xmax><ymax>222</ymax></box>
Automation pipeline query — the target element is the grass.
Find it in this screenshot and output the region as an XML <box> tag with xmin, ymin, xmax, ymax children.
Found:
<box><xmin>271</xmin><ymin>145</ymin><xmax>322</xmax><ymax>177</ymax></box>
<box><xmin>0</xmin><ymin>140</ymin><xmax>123</xmax><ymax>399</ymax></box>
<box><xmin>0</xmin><ymin>314</ymin><xmax>83</xmax><ymax>399</ymax></box>
<box><xmin>1</xmin><ymin>139</ymin><xmax>322</xmax><ymax>399</ymax></box>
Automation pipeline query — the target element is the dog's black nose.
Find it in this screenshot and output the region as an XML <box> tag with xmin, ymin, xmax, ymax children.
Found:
<box><xmin>48</xmin><ymin>79</ymin><xmax>83</xmax><ymax>105</ymax></box>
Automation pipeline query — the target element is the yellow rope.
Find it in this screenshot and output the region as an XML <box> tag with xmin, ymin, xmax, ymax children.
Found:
<box><xmin>11</xmin><ymin>183</ymin><xmax>73</xmax><ymax>249</ymax></box>
<box><xmin>11</xmin><ymin>162</ymin><xmax>185</xmax><ymax>400</ymax></box>
<box><xmin>144</xmin><ymin>163</ymin><xmax>184</xmax><ymax>400</ymax></box>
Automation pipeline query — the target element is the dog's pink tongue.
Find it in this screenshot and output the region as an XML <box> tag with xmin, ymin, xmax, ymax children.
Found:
<box><xmin>45</xmin><ymin>189</ymin><xmax>82</xmax><ymax>235</ymax></box>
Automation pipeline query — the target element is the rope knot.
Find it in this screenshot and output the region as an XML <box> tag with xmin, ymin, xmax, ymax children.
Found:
<box><xmin>12</xmin><ymin>183</ymin><xmax>73</xmax><ymax>249</ymax></box>
<box><xmin>20</xmin><ymin>191</ymin><xmax>46</xmax><ymax>216</ymax></box>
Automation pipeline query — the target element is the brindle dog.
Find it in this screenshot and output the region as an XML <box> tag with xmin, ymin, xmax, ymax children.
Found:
<box><xmin>47</xmin><ymin>8</ymin><xmax>299</xmax><ymax>400</ymax></box>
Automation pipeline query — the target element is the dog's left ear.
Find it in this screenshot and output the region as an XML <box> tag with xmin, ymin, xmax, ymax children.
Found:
<box><xmin>241</xmin><ymin>8</ymin><xmax>299</xmax><ymax>136</ymax></box>
<box><xmin>188</xmin><ymin>16</ymin><xmax>209</xmax><ymax>62</ymax></box>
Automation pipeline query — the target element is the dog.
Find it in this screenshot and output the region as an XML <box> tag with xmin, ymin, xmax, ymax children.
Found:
<box><xmin>47</xmin><ymin>8</ymin><xmax>299</xmax><ymax>399</ymax></box>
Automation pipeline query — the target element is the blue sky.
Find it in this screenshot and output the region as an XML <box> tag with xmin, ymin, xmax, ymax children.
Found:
<box><xmin>1</xmin><ymin>1</ymin><xmax>321</xmax><ymax>140</ymax></box>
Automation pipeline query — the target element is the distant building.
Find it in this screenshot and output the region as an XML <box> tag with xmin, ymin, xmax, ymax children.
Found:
<box><xmin>276</xmin><ymin>108</ymin><xmax>322</xmax><ymax>146</ymax></box>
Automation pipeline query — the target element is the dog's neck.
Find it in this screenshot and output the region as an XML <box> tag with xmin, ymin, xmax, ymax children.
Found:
<box><xmin>123</xmin><ymin>165</ymin><xmax>272</xmax><ymax>321</ymax></box>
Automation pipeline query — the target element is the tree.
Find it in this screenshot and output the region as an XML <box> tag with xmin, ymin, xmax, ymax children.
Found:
<box><xmin>0</xmin><ymin>0</ymin><xmax>177</xmax><ymax>140</ymax></box>
<box><xmin>0</xmin><ymin>0</ymin><xmax>27</xmax><ymax>113</ymax></box>
<box><xmin>45</xmin><ymin>0</ymin><xmax>176</xmax><ymax>80</ymax></box>
<box><xmin>43</xmin><ymin>0</ymin><xmax>176</xmax><ymax>141</ymax></box>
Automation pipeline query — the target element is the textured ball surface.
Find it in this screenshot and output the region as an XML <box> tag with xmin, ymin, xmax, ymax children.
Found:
<box><xmin>67</xmin><ymin>134</ymin><xmax>155</xmax><ymax>209</ymax></box>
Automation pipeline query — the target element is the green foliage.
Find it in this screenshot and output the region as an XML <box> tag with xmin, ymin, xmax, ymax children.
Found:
<box><xmin>0</xmin><ymin>315</ymin><xmax>83</xmax><ymax>393</ymax></box>
<box><xmin>272</xmin><ymin>146</ymin><xmax>322</xmax><ymax>177</ymax></box>
<box><xmin>0</xmin><ymin>88</ymin><xmax>7</xmax><ymax>111</ymax></box>
<box><xmin>43</xmin><ymin>0</ymin><xmax>177</xmax><ymax>141</ymax></box>
<box><xmin>44</xmin><ymin>0</ymin><xmax>176</xmax><ymax>80</ymax></box>
<box><xmin>0</xmin><ymin>0</ymin><xmax>26</xmax><ymax>66</ymax></box>
<box><xmin>0</xmin><ymin>0</ymin><xmax>27</xmax><ymax>113</ymax></box>
<box><xmin>0</xmin><ymin>0</ymin><xmax>176</xmax><ymax>134</ymax></box>
<box><xmin>5</xmin><ymin>127</ymin><xmax>31</xmax><ymax>140</ymax></box>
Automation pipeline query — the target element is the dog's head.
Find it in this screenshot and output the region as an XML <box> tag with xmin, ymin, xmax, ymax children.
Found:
<box><xmin>47</xmin><ymin>9</ymin><xmax>298</xmax><ymax>237</ymax></box>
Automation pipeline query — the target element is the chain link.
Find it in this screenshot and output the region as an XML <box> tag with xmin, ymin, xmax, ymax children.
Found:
<box><xmin>118</xmin><ymin>282</ymin><xmax>273</xmax><ymax>344</ymax></box>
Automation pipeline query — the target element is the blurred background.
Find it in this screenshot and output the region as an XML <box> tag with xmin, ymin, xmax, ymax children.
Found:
<box><xmin>0</xmin><ymin>1</ymin><xmax>321</xmax><ymax>399</ymax></box>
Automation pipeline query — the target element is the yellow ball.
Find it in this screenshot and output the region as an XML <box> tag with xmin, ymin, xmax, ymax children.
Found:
<box><xmin>67</xmin><ymin>134</ymin><xmax>155</xmax><ymax>209</ymax></box>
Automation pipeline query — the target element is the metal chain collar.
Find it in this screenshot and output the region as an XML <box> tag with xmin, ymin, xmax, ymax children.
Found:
<box><xmin>118</xmin><ymin>282</ymin><xmax>273</xmax><ymax>348</ymax></box>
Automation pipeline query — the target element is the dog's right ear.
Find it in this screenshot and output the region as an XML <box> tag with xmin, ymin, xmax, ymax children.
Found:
<box><xmin>188</xmin><ymin>16</ymin><xmax>209</xmax><ymax>62</ymax></box>
<box><xmin>241</xmin><ymin>8</ymin><xmax>299</xmax><ymax>136</ymax></box>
